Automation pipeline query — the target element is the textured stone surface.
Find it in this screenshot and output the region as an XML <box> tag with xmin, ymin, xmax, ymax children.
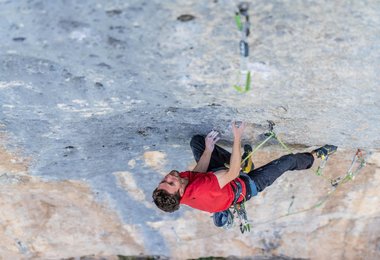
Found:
<box><xmin>147</xmin><ymin>150</ymin><xmax>380</xmax><ymax>259</ymax></box>
<box><xmin>0</xmin><ymin>0</ymin><xmax>379</xmax><ymax>259</ymax></box>
<box><xmin>0</xmin><ymin>141</ymin><xmax>144</xmax><ymax>259</ymax></box>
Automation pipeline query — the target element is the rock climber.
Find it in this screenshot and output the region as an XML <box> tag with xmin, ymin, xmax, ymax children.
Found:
<box><xmin>152</xmin><ymin>121</ymin><xmax>337</xmax><ymax>217</ymax></box>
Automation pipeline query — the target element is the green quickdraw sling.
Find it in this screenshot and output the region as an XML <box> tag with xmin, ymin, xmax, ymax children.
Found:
<box><xmin>233</xmin><ymin>2</ymin><xmax>252</xmax><ymax>93</ymax></box>
<box><xmin>286</xmin><ymin>149</ymin><xmax>368</xmax><ymax>216</ymax></box>
<box><xmin>214</xmin><ymin>120</ymin><xmax>369</xmax><ymax>231</ymax></box>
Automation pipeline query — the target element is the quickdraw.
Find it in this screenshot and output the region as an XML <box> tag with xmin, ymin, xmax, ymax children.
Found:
<box><xmin>233</xmin><ymin>200</ymin><xmax>251</xmax><ymax>233</ymax></box>
<box><xmin>213</xmin><ymin>179</ymin><xmax>251</xmax><ymax>233</ymax></box>
<box><xmin>233</xmin><ymin>2</ymin><xmax>252</xmax><ymax>93</ymax></box>
<box><xmin>330</xmin><ymin>149</ymin><xmax>366</xmax><ymax>187</ymax></box>
<box><xmin>240</xmin><ymin>120</ymin><xmax>293</xmax><ymax>169</ymax></box>
<box><xmin>286</xmin><ymin>149</ymin><xmax>368</xmax><ymax>216</ymax></box>
<box><xmin>315</xmin><ymin>155</ymin><xmax>333</xmax><ymax>182</ymax></box>
<box><xmin>218</xmin><ymin>120</ymin><xmax>291</xmax><ymax>233</ymax></box>
<box><xmin>225</xmin><ymin>120</ymin><xmax>291</xmax><ymax>170</ymax></box>
<box><xmin>222</xmin><ymin>120</ymin><xmax>369</xmax><ymax>229</ymax></box>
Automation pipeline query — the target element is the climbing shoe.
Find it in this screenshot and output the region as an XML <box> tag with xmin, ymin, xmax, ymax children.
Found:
<box><xmin>313</xmin><ymin>145</ymin><xmax>338</xmax><ymax>160</ymax></box>
<box><xmin>242</xmin><ymin>144</ymin><xmax>254</xmax><ymax>173</ymax></box>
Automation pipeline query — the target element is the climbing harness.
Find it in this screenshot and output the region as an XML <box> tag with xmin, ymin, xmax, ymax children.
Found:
<box><xmin>215</xmin><ymin>121</ymin><xmax>290</xmax><ymax>233</ymax></box>
<box><xmin>233</xmin><ymin>2</ymin><xmax>252</xmax><ymax>93</ymax></box>
<box><xmin>213</xmin><ymin>120</ymin><xmax>369</xmax><ymax>232</ymax></box>
<box><xmin>213</xmin><ymin>177</ymin><xmax>251</xmax><ymax>233</ymax></box>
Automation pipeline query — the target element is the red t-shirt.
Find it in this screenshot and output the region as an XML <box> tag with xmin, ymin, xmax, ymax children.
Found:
<box><xmin>179</xmin><ymin>171</ymin><xmax>246</xmax><ymax>213</ymax></box>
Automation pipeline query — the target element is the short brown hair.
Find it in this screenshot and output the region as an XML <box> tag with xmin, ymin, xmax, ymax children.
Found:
<box><xmin>152</xmin><ymin>188</ymin><xmax>181</xmax><ymax>213</ymax></box>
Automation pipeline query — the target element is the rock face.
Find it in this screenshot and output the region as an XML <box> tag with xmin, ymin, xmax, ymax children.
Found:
<box><xmin>0</xmin><ymin>145</ymin><xmax>144</xmax><ymax>259</ymax></box>
<box><xmin>148</xmin><ymin>151</ymin><xmax>380</xmax><ymax>259</ymax></box>
<box><xmin>0</xmin><ymin>0</ymin><xmax>379</xmax><ymax>259</ymax></box>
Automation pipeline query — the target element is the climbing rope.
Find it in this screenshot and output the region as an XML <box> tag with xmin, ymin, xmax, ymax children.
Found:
<box><xmin>184</xmin><ymin>147</ymin><xmax>369</xmax><ymax>241</ymax></box>
<box><xmin>285</xmin><ymin>149</ymin><xmax>368</xmax><ymax>217</ymax></box>
<box><xmin>223</xmin><ymin>120</ymin><xmax>368</xmax><ymax>233</ymax></box>
<box><xmin>220</xmin><ymin>120</ymin><xmax>291</xmax><ymax>233</ymax></box>
<box><xmin>240</xmin><ymin>120</ymin><xmax>292</xmax><ymax>169</ymax></box>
